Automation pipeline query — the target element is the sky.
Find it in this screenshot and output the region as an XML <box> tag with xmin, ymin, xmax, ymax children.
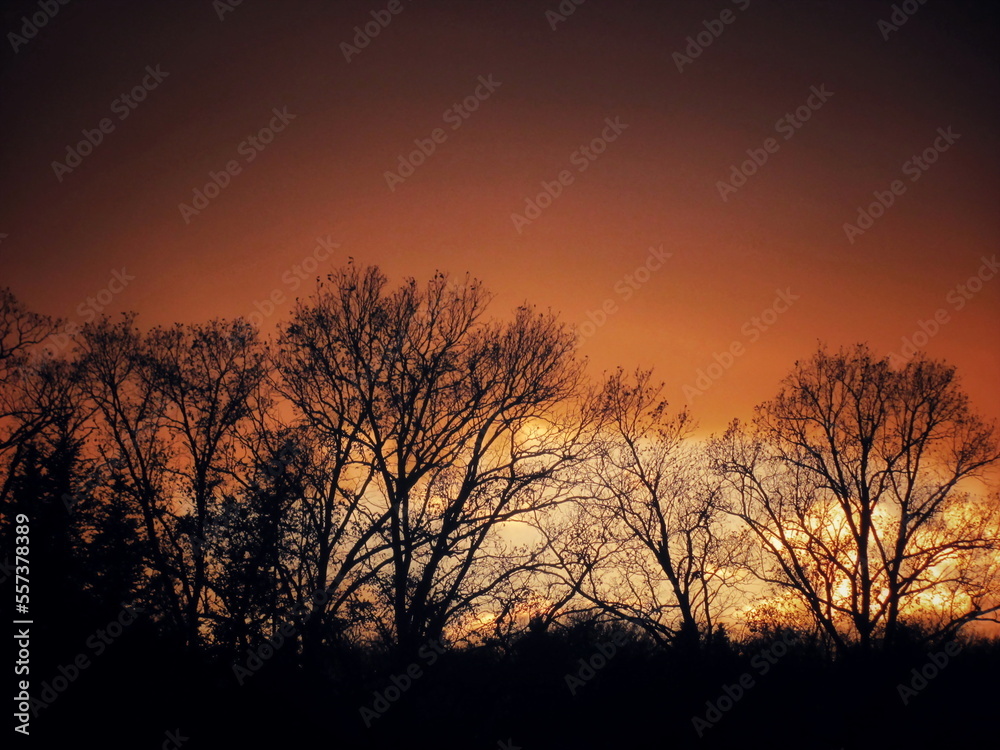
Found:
<box><xmin>1</xmin><ymin>0</ymin><xmax>998</xmax><ymax>433</ymax></box>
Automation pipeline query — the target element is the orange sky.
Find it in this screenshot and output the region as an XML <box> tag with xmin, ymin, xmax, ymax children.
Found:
<box><xmin>1</xmin><ymin>0</ymin><xmax>997</xmax><ymax>433</ymax></box>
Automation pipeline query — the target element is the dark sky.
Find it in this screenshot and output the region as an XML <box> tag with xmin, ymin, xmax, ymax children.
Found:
<box><xmin>2</xmin><ymin>0</ymin><xmax>998</xmax><ymax>431</ymax></box>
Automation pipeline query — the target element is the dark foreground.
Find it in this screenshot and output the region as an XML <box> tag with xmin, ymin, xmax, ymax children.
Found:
<box><xmin>18</xmin><ymin>618</ymin><xmax>1000</xmax><ymax>750</ymax></box>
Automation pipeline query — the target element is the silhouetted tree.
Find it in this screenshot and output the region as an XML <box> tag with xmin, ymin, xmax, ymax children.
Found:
<box><xmin>541</xmin><ymin>369</ymin><xmax>746</xmax><ymax>648</ymax></box>
<box><xmin>77</xmin><ymin>316</ymin><xmax>184</xmax><ymax>634</ymax></box>
<box><xmin>281</xmin><ymin>265</ymin><xmax>590</xmax><ymax>658</ymax></box>
<box><xmin>78</xmin><ymin>316</ymin><xmax>267</xmax><ymax>647</ymax></box>
<box><xmin>711</xmin><ymin>345</ymin><xmax>1000</xmax><ymax>652</ymax></box>
<box><xmin>142</xmin><ymin>319</ymin><xmax>268</xmax><ymax>646</ymax></box>
<box><xmin>0</xmin><ymin>288</ymin><xmax>70</xmax><ymax>505</ymax></box>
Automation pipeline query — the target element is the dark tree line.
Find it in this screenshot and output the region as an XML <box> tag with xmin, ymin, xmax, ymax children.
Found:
<box><xmin>2</xmin><ymin>269</ymin><xmax>999</xmax><ymax>676</ymax></box>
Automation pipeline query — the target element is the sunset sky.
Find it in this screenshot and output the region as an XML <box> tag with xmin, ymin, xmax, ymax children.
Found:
<box><xmin>2</xmin><ymin>0</ymin><xmax>997</xmax><ymax>433</ymax></box>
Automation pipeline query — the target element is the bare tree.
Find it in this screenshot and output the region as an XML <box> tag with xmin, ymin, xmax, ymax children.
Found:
<box><xmin>77</xmin><ymin>316</ymin><xmax>186</xmax><ymax>633</ymax></box>
<box><xmin>78</xmin><ymin>317</ymin><xmax>268</xmax><ymax>647</ymax></box>
<box><xmin>711</xmin><ymin>345</ymin><xmax>1000</xmax><ymax>653</ymax></box>
<box><xmin>281</xmin><ymin>265</ymin><xmax>589</xmax><ymax>657</ymax></box>
<box><xmin>0</xmin><ymin>288</ymin><xmax>69</xmax><ymax>499</ymax></box>
<box><xmin>542</xmin><ymin>369</ymin><xmax>746</xmax><ymax>647</ymax></box>
<box><xmin>142</xmin><ymin>319</ymin><xmax>268</xmax><ymax>646</ymax></box>
<box><xmin>268</xmin><ymin>324</ymin><xmax>394</xmax><ymax>660</ymax></box>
